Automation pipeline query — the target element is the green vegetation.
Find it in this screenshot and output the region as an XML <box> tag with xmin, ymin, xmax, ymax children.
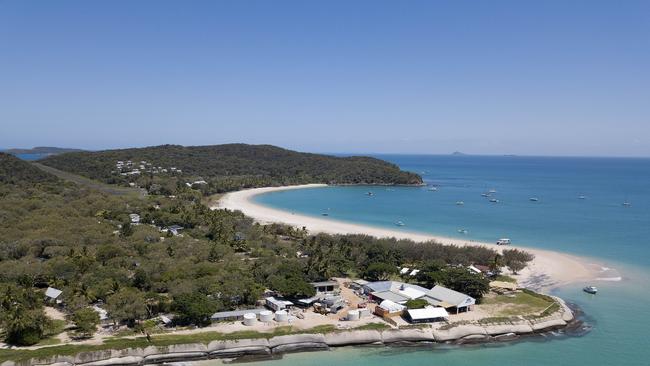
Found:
<box><xmin>405</xmin><ymin>298</ymin><xmax>429</xmax><ymax>309</ymax></box>
<box><xmin>70</xmin><ymin>308</ymin><xmax>100</xmax><ymax>338</ymax></box>
<box><xmin>353</xmin><ymin>322</ymin><xmax>391</xmax><ymax>331</ymax></box>
<box><xmin>481</xmin><ymin>290</ymin><xmax>556</xmax><ymax>317</ymax></box>
<box><xmin>0</xmin><ymin>152</ymin><xmax>534</xmax><ymax>357</ymax></box>
<box><xmin>493</xmin><ymin>275</ymin><xmax>518</xmax><ymax>283</ymax></box>
<box><xmin>415</xmin><ymin>263</ymin><xmax>491</xmax><ymax>301</ymax></box>
<box><xmin>0</xmin><ymin>324</ymin><xmax>345</xmax><ymax>363</ymax></box>
<box><xmin>0</xmin><ymin>283</ymin><xmax>52</xmax><ymax>346</ymax></box>
<box><xmin>172</xmin><ymin>293</ymin><xmax>218</xmax><ymax>327</ymax></box>
<box><xmin>40</xmin><ymin>144</ymin><xmax>423</xmax><ymax>195</ymax></box>
<box><xmin>502</xmin><ymin>249</ymin><xmax>535</xmax><ymax>275</ymax></box>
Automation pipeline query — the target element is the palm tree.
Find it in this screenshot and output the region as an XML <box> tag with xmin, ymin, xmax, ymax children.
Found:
<box><xmin>489</xmin><ymin>254</ymin><xmax>503</xmax><ymax>277</ymax></box>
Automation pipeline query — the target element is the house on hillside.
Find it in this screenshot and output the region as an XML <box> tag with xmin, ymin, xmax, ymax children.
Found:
<box><xmin>167</xmin><ymin>225</ymin><xmax>183</xmax><ymax>236</ymax></box>
<box><xmin>45</xmin><ymin>287</ymin><xmax>63</xmax><ymax>304</ymax></box>
<box><xmin>129</xmin><ymin>213</ymin><xmax>141</xmax><ymax>224</ymax></box>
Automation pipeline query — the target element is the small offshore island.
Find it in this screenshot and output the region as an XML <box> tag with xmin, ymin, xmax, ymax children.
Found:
<box><xmin>0</xmin><ymin>145</ymin><xmax>596</xmax><ymax>366</ymax></box>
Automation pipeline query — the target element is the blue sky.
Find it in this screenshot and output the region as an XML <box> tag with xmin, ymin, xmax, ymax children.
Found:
<box><xmin>1</xmin><ymin>1</ymin><xmax>649</xmax><ymax>156</ymax></box>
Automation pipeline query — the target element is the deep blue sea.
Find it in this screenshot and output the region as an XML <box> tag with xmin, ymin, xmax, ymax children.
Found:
<box><xmin>11</xmin><ymin>153</ymin><xmax>49</xmax><ymax>161</ymax></box>
<box><xmin>239</xmin><ymin>155</ymin><xmax>650</xmax><ymax>366</ymax></box>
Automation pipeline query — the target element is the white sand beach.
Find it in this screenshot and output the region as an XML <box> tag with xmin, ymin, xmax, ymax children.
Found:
<box><xmin>215</xmin><ymin>184</ymin><xmax>603</xmax><ymax>291</ymax></box>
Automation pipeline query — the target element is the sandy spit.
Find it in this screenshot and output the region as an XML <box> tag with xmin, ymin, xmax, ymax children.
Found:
<box><xmin>214</xmin><ymin>184</ymin><xmax>603</xmax><ymax>291</ymax></box>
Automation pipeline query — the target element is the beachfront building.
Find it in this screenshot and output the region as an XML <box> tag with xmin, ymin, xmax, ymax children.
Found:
<box><xmin>406</xmin><ymin>307</ymin><xmax>449</xmax><ymax>324</ymax></box>
<box><xmin>427</xmin><ymin>285</ymin><xmax>475</xmax><ymax>314</ymax></box>
<box><xmin>211</xmin><ymin>308</ymin><xmax>267</xmax><ymax>322</ymax></box>
<box><xmin>363</xmin><ymin>281</ymin><xmax>475</xmax><ymax>314</ymax></box>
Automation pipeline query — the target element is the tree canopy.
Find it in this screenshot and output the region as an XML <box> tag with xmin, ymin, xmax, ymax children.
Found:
<box><xmin>39</xmin><ymin>144</ymin><xmax>423</xmax><ymax>195</ymax></box>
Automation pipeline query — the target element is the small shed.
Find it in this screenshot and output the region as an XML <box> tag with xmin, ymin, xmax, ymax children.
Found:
<box><xmin>375</xmin><ymin>300</ymin><xmax>406</xmax><ymax>317</ymax></box>
<box><xmin>45</xmin><ymin>287</ymin><xmax>63</xmax><ymax>303</ymax></box>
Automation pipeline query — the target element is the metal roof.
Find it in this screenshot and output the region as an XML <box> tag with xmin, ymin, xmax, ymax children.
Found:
<box><xmin>372</xmin><ymin>290</ymin><xmax>409</xmax><ymax>304</ymax></box>
<box><xmin>45</xmin><ymin>287</ymin><xmax>62</xmax><ymax>299</ymax></box>
<box><xmin>427</xmin><ymin>286</ymin><xmax>475</xmax><ymax>307</ymax></box>
<box><xmin>407</xmin><ymin>307</ymin><xmax>449</xmax><ymax>320</ymax></box>
<box><xmin>211</xmin><ymin>308</ymin><xmax>267</xmax><ymax>320</ymax></box>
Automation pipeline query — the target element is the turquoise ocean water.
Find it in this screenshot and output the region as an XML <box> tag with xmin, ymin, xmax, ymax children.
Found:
<box><xmin>238</xmin><ymin>156</ymin><xmax>650</xmax><ymax>365</ymax></box>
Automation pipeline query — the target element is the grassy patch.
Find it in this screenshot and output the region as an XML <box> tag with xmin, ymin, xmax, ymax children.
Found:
<box><xmin>353</xmin><ymin>322</ymin><xmax>391</xmax><ymax>331</ymax></box>
<box><xmin>493</xmin><ymin>275</ymin><xmax>518</xmax><ymax>283</ymax></box>
<box><xmin>481</xmin><ymin>291</ymin><xmax>555</xmax><ymax>317</ymax></box>
<box><xmin>0</xmin><ymin>324</ymin><xmax>342</xmax><ymax>363</ymax></box>
<box><xmin>477</xmin><ymin>316</ymin><xmax>516</xmax><ymax>324</ymax></box>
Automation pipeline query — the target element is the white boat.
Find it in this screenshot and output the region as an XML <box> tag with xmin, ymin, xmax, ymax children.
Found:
<box><xmin>496</xmin><ymin>238</ymin><xmax>511</xmax><ymax>245</ymax></box>
<box><xmin>489</xmin><ymin>189</ymin><xmax>497</xmax><ymax>193</ymax></box>
<box><xmin>578</xmin><ymin>195</ymin><xmax>586</xmax><ymax>200</ymax></box>
<box><xmin>623</xmin><ymin>202</ymin><xmax>631</xmax><ymax>207</ymax></box>
<box><xmin>428</xmin><ymin>187</ymin><xmax>438</xmax><ymax>191</ymax></box>
<box><xmin>529</xmin><ymin>197</ymin><xmax>539</xmax><ymax>202</ymax></box>
<box><xmin>458</xmin><ymin>229</ymin><xmax>468</xmax><ymax>234</ymax></box>
<box><xmin>481</xmin><ymin>193</ymin><xmax>490</xmax><ymax>197</ymax></box>
<box><xmin>583</xmin><ymin>286</ymin><xmax>598</xmax><ymax>294</ymax></box>
<box><xmin>456</xmin><ymin>201</ymin><xmax>465</xmax><ymax>205</ymax></box>
<box><xmin>395</xmin><ymin>221</ymin><xmax>405</xmax><ymax>227</ymax></box>
<box><xmin>489</xmin><ymin>198</ymin><xmax>499</xmax><ymax>203</ymax></box>
<box><xmin>366</xmin><ymin>191</ymin><xmax>374</xmax><ymax>196</ymax></box>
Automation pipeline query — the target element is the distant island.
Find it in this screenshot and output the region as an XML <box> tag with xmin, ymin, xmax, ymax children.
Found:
<box><xmin>39</xmin><ymin>143</ymin><xmax>424</xmax><ymax>195</ymax></box>
<box><xmin>3</xmin><ymin>146</ymin><xmax>84</xmax><ymax>155</ymax></box>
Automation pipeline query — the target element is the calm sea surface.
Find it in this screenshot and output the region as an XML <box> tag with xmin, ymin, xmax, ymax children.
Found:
<box><xmin>219</xmin><ymin>155</ymin><xmax>650</xmax><ymax>365</ymax></box>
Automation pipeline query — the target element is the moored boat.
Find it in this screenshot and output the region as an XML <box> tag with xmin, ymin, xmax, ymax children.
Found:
<box><xmin>496</xmin><ymin>238</ymin><xmax>511</xmax><ymax>245</ymax></box>
<box><xmin>583</xmin><ymin>286</ymin><xmax>598</xmax><ymax>294</ymax></box>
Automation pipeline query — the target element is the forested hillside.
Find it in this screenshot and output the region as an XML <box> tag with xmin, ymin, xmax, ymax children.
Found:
<box><xmin>0</xmin><ymin>154</ymin><xmax>515</xmax><ymax>347</ymax></box>
<box><xmin>39</xmin><ymin>144</ymin><xmax>422</xmax><ymax>194</ymax></box>
<box><xmin>0</xmin><ymin>152</ymin><xmax>59</xmax><ymax>185</ymax></box>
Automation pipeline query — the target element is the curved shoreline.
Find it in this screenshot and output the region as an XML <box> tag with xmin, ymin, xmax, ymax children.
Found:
<box><xmin>215</xmin><ymin>184</ymin><xmax>605</xmax><ymax>291</ymax></box>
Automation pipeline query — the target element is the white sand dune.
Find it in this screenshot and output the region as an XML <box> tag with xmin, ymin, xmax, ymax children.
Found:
<box><xmin>214</xmin><ymin>184</ymin><xmax>602</xmax><ymax>291</ymax></box>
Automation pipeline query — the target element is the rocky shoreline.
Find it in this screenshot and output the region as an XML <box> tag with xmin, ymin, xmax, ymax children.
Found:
<box><xmin>0</xmin><ymin>299</ymin><xmax>586</xmax><ymax>366</ymax></box>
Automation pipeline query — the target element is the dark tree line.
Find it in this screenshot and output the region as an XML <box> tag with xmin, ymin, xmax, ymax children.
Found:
<box><xmin>39</xmin><ymin>144</ymin><xmax>423</xmax><ymax>195</ymax></box>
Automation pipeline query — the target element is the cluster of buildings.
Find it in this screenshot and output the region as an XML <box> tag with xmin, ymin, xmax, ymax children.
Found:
<box><xmin>112</xmin><ymin>160</ymin><xmax>183</xmax><ymax>177</ymax></box>
<box><xmin>351</xmin><ymin>280</ymin><xmax>475</xmax><ymax>323</ymax></box>
<box><xmin>210</xmin><ymin>278</ymin><xmax>476</xmax><ymax>328</ymax></box>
